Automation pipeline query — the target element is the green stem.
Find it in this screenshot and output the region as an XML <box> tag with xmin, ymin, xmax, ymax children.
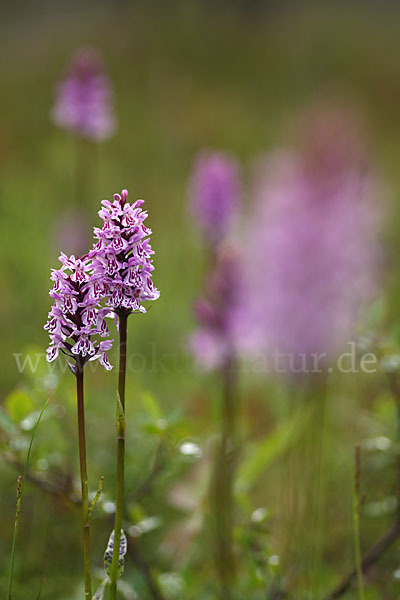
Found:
<box><xmin>109</xmin><ymin>313</ymin><xmax>128</xmax><ymax>600</ymax></box>
<box><xmin>8</xmin><ymin>401</ymin><xmax>48</xmax><ymax>600</ymax></box>
<box><xmin>353</xmin><ymin>501</ymin><xmax>364</xmax><ymax>600</ymax></box>
<box><xmin>76</xmin><ymin>362</ymin><xmax>92</xmax><ymax>600</ymax></box>
<box><xmin>213</xmin><ymin>358</ymin><xmax>237</xmax><ymax>600</ymax></box>
<box><xmin>309</xmin><ymin>384</ymin><xmax>327</xmax><ymax>596</ymax></box>
<box><xmin>395</xmin><ymin>398</ymin><xmax>400</xmax><ymax>520</ymax></box>
<box><xmin>353</xmin><ymin>444</ymin><xmax>365</xmax><ymax>600</ymax></box>
<box><xmin>8</xmin><ymin>477</ymin><xmax>22</xmax><ymax>600</ymax></box>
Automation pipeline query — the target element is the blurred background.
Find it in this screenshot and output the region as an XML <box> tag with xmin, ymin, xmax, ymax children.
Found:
<box><xmin>2</xmin><ymin>1</ymin><xmax>400</xmax><ymax>598</ymax></box>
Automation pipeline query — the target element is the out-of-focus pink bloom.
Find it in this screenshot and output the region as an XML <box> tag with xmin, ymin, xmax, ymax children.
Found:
<box><xmin>189</xmin><ymin>245</ymin><xmax>244</xmax><ymax>369</ymax></box>
<box><xmin>243</xmin><ymin>109</ymin><xmax>379</xmax><ymax>370</ymax></box>
<box><xmin>51</xmin><ymin>47</ymin><xmax>116</xmax><ymax>141</ymax></box>
<box><xmin>189</xmin><ymin>152</ymin><xmax>240</xmax><ymax>244</ymax></box>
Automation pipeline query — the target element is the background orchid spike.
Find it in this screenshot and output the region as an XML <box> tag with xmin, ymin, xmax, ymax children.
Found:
<box><xmin>189</xmin><ymin>151</ymin><xmax>241</xmax><ymax>244</ymax></box>
<box><xmin>243</xmin><ymin>109</ymin><xmax>379</xmax><ymax>369</ymax></box>
<box><xmin>189</xmin><ymin>243</ymin><xmax>245</xmax><ymax>369</ymax></box>
<box><xmin>90</xmin><ymin>188</ymin><xmax>160</xmax><ymax>316</ymax></box>
<box><xmin>51</xmin><ymin>47</ymin><xmax>117</xmax><ymax>141</ymax></box>
<box><xmin>44</xmin><ymin>252</ymin><xmax>114</xmax><ymax>372</ymax></box>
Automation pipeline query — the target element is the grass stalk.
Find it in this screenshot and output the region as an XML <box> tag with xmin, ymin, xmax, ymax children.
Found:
<box><xmin>7</xmin><ymin>400</ymin><xmax>48</xmax><ymax>600</ymax></box>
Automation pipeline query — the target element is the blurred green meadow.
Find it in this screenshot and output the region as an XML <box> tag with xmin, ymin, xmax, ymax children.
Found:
<box><xmin>2</xmin><ymin>1</ymin><xmax>400</xmax><ymax>598</ymax></box>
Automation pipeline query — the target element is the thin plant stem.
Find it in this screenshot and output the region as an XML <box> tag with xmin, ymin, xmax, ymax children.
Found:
<box><xmin>327</xmin><ymin>371</ymin><xmax>400</xmax><ymax>600</ymax></box>
<box><xmin>326</xmin><ymin>520</ymin><xmax>400</xmax><ymax>599</ymax></box>
<box><xmin>76</xmin><ymin>360</ymin><xmax>92</xmax><ymax>600</ymax></box>
<box><xmin>36</xmin><ymin>578</ymin><xmax>46</xmax><ymax>600</ymax></box>
<box><xmin>353</xmin><ymin>443</ymin><xmax>365</xmax><ymax>600</ymax></box>
<box><xmin>109</xmin><ymin>312</ymin><xmax>128</xmax><ymax>600</ymax></box>
<box><xmin>386</xmin><ymin>372</ymin><xmax>400</xmax><ymax>517</ymax></box>
<box><xmin>8</xmin><ymin>400</ymin><xmax>48</xmax><ymax>600</ymax></box>
<box><xmin>309</xmin><ymin>384</ymin><xmax>327</xmax><ymax>597</ymax></box>
<box><xmin>213</xmin><ymin>357</ymin><xmax>237</xmax><ymax>600</ymax></box>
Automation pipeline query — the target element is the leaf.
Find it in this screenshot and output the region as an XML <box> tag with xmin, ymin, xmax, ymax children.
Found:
<box><xmin>7</xmin><ymin>401</ymin><xmax>48</xmax><ymax>600</ymax></box>
<box><xmin>92</xmin><ymin>578</ymin><xmax>109</xmax><ymax>600</ymax></box>
<box><xmin>5</xmin><ymin>389</ymin><xmax>34</xmax><ymax>423</ymax></box>
<box><xmin>104</xmin><ymin>529</ymin><xmax>128</xmax><ymax>579</ymax></box>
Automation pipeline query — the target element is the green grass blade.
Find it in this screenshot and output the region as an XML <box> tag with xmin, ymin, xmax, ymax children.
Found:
<box><xmin>36</xmin><ymin>578</ymin><xmax>46</xmax><ymax>600</ymax></box>
<box><xmin>7</xmin><ymin>400</ymin><xmax>49</xmax><ymax>600</ymax></box>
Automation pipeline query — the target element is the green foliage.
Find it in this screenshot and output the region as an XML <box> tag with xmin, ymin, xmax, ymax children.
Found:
<box><xmin>5</xmin><ymin>390</ymin><xmax>34</xmax><ymax>424</ymax></box>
